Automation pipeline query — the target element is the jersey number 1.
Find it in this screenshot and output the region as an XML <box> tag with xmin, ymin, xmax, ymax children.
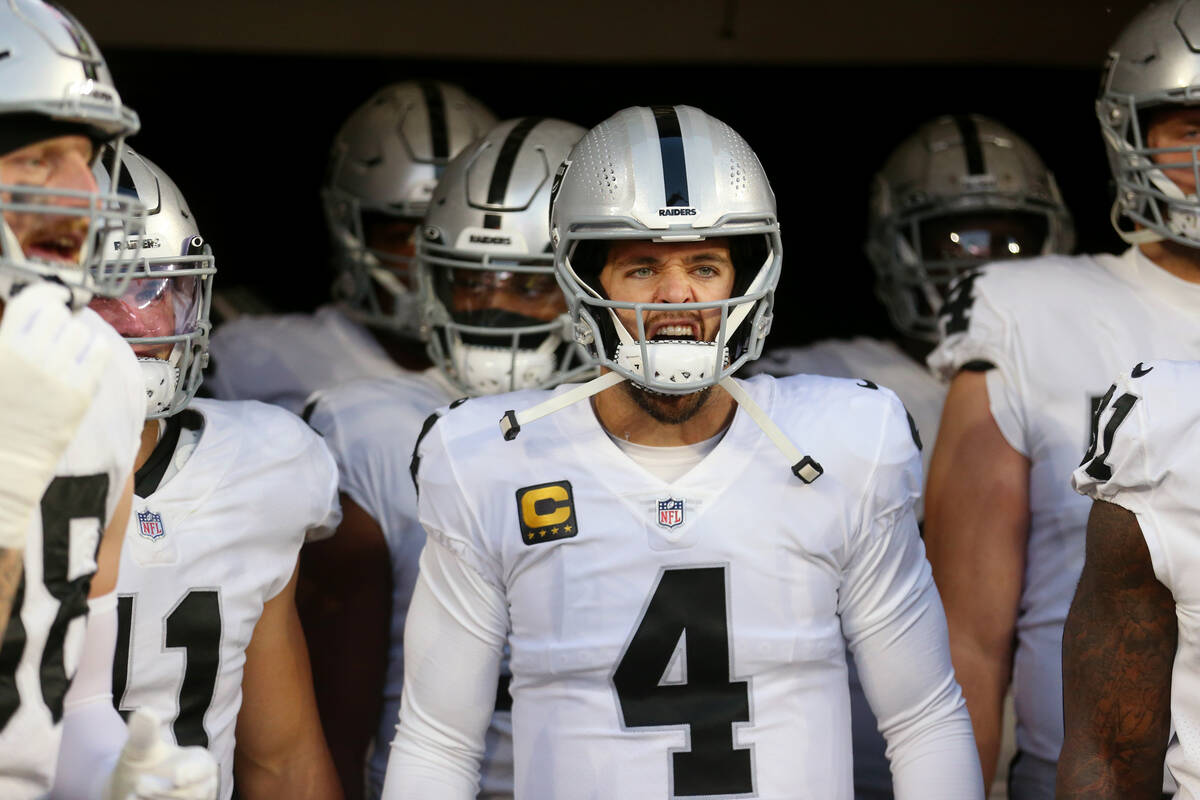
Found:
<box><xmin>613</xmin><ymin>566</ymin><xmax>753</xmax><ymax>797</ymax></box>
<box><xmin>113</xmin><ymin>589</ymin><xmax>222</xmax><ymax>747</ymax></box>
<box><xmin>1082</xmin><ymin>387</ymin><xmax>1138</xmax><ymax>482</ymax></box>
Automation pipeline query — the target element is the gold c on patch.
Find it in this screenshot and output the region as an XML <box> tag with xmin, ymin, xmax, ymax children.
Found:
<box><xmin>516</xmin><ymin>480</ymin><xmax>578</xmax><ymax>546</ymax></box>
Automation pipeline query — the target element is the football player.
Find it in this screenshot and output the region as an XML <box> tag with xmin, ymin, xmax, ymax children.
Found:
<box><xmin>1059</xmin><ymin>359</ymin><xmax>1196</xmax><ymax>797</ymax></box>
<box><xmin>0</xmin><ymin>3</ymin><xmax>218</xmax><ymax>798</ymax></box>
<box><xmin>384</xmin><ymin>105</ymin><xmax>983</xmax><ymax>799</ymax></box>
<box><xmin>304</xmin><ymin>116</ymin><xmax>590</xmax><ymax>799</ymax></box>
<box><xmin>924</xmin><ymin>3</ymin><xmax>1200</xmax><ymax>797</ymax></box>
<box><xmin>88</xmin><ymin>149</ymin><xmax>343</xmax><ymax>800</ymax></box>
<box><xmin>205</xmin><ymin>81</ymin><xmax>496</xmax><ymax>414</ymax></box>
<box><xmin>745</xmin><ymin>114</ymin><xmax>1073</xmax><ymax>799</ymax></box>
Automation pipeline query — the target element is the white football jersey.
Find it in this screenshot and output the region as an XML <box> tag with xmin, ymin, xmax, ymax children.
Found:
<box><xmin>747</xmin><ymin>337</ymin><xmax>944</xmax><ymax>498</ymax></box>
<box><xmin>0</xmin><ymin>309</ymin><xmax>143</xmax><ymax>798</ymax></box>
<box><xmin>206</xmin><ymin>305</ymin><xmax>405</xmax><ymax>415</ymax></box>
<box><xmin>111</xmin><ymin>398</ymin><xmax>341</xmax><ymax>800</ymax></box>
<box><xmin>397</xmin><ymin>375</ymin><xmax>980</xmax><ymax>799</ymax></box>
<box><xmin>927</xmin><ymin>246</ymin><xmax>1200</xmax><ymax>763</ymax></box>
<box><xmin>307</xmin><ymin>369</ymin><xmax>515</xmax><ymax>799</ymax></box>
<box><xmin>746</xmin><ymin>338</ymin><xmax>945</xmax><ymax>798</ymax></box>
<box><xmin>1070</xmin><ymin>359</ymin><xmax>1200</xmax><ymax>799</ymax></box>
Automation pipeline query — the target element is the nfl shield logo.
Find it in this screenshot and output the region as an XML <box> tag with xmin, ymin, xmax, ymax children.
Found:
<box><xmin>657</xmin><ymin>498</ymin><xmax>684</xmax><ymax>529</ymax></box>
<box><xmin>137</xmin><ymin>510</ymin><xmax>165</xmax><ymax>542</ymax></box>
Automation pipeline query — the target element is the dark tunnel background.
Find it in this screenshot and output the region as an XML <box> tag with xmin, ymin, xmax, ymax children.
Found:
<box><xmin>100</xmin><ymin>50</ymin><xmax>1125</xmax><ymax>348</ymax></box>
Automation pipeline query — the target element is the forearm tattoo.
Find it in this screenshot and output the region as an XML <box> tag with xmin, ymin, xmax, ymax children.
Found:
<box><xmin>1057</xmin><ymin>500</ymin><xmax>1175</xmax><ymax>799</ymax></box>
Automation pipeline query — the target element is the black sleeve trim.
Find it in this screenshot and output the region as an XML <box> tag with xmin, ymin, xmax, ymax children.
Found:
<box><xmin>959</xmin><ymin>360</ymin><xmax>996</xmax><ymax>373</ymax></box>
<box><xmin>409</xmin><ymin>412</ymin><xmax>443</xmax><ymax>495</ymax></box>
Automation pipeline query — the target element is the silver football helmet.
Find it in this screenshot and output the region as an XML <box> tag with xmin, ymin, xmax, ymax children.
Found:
<box><xmin>0</xmin><ymin>0</ymin><xmax>144</xmax><ymax>306</ymax></box>
<box><xmin>323</xmin><ymin>80</ymin><xmax>497</xmax><ymax>336</ymax></box>
<box><xmin>551</xmin><ymin>105</ymin><xmax>780</xmax><ymax>396</ymax></box>
<box><xmin>867</xmin><ymin>114</ymin><xmax>1074</xmax><ymax>342</ymax></box>
<box><xmin>418</xmin><ymin>117</ymin><xmax>592</xmax><ymax>395</ymax></box>
<box><xmin>91</xmin><ymin>148</ymin><xmax>214</xmax><ymax>418</ymax></box>
<box><xmin>1099</xmin><ymin>0</ymin><xmax>1200</xmax><ymax>246</ymax></box>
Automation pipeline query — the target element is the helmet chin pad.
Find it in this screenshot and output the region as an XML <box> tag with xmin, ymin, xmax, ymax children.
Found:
<box><xmin>138</xmin><ymin>357</ymin><xmax>179</xmax><ymax>418</ymax></box>
<box><xmin>614</xmin><ymin>340</ymin><xmax>729</xmax><ymax>392</ymax></box>
<box><xmin>452</xmin><ymin>342</ymin><xmax>557</xmax><ymax>395</ymax></box>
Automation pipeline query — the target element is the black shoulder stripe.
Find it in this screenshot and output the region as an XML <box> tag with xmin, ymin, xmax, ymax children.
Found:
<box><xmin>953</xmin><ymin>115</ymin><xmax>986</xmax><ymax>176</ymax></box>
<box><xmin>419</xmin><ymin>80</ymin><xmax>449</xmax><ymax>162</ymax></box>
<box><xmin>300</xmin><ymin>399</ymin><xmax>319</xmax><ymax>425</ymax></box>
<box><xmin>650</xmin><ymin>105</ymin><xmax>689</xmax><ymax>208</ymax></box>
<box><xmin>906</xmin><ymin>410</ymin><xmax>923</xmax><ymax>451</ymax></box>
<box><xmin>484</xmin><ymin>116</ymin><xmax>547</xmax><ymax>227</ymax></box>
<box><xmin>409</xmin><ymin>411</ymin><xmax>443</xmax><ymax>495</ymax></box>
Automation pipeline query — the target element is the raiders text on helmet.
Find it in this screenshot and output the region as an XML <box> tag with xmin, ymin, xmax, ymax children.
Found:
<box><xmin>867</xmin><ymin>114</ymin><xmax>1074</xmax><ymax>342</ymax></box>
<box><xmin>418</xmin><ymin>116</ymin><xmax>592</xmax><ymax>395</ymax></box>
<box><xmin>1099</xmin><ymin>0</ymin><xmax>1200</xmax><ymax>246</ymax></box>
<box><xmin>322</xmin><ymin>80</ymin><xmax>496</xmax><ymax>336</ymax></box>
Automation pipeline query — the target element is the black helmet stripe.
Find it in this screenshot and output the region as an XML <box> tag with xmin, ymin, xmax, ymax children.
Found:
<box><xmin>651</xmin><ymin>105</ymin><xmax>690</xmax><ymax>207</ymax></box>
<box><xmin>483</xmin><ymin>116</ymin><xmax>545</xmax><ymax>230</ymax></box>
<box><xmin>953</xmin><ymin>114</ymin><xmax>986</xmax><ymax>176</ymax></box>
<box><xmin>419</xmin><ymin>80</ymin><xmax>450</xmax><ymax>164</ymax></box>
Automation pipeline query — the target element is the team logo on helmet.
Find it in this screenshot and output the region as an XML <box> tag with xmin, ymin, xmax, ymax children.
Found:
<box><xmin>136</xmin><ymin>510</ymin><xmax>166</xmax><ymax>542</ymax></box>
<box><xmin>657</xmin><ymin>498</ymin><xmax>684</xmax><ymax>528</ymax></box>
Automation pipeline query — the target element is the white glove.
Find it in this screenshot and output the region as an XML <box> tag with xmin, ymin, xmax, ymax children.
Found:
<box><xmin>0</xmin><ymin>282</ymin><xmax>112</xmax><ymax>550</ymax></box>
<box><xmin>104</xmin><ymin>708</ymin><xmax>219</xmax><ymax>800</ymax></box>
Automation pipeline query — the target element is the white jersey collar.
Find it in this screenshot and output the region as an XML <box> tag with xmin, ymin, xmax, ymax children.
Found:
<box><xmin>1117</xmin><ymin>245</ymin><xmax>1200</xmax><ymax>312</ymax></box>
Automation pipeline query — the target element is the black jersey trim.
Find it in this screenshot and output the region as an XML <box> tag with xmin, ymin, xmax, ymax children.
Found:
<box><xmin>651</xmin><ymin>105</ymin><xmax>690</xmax><ymax>207</ymax></box>
<box><xmin>134</xmin><ymin>410</ymin><xmax>202</xmax><ymax>497</ymax></box>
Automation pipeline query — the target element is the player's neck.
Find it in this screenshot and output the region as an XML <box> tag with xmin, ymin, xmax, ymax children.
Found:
<box><xmin>134</xmin><ymin>419</ymin><xmax>161</xmax><ymax>473</ymax></box>
<box><xmin>1139</xmin><ymin>239</ymin><xmax>1200</xmax><ymax>284</ymax></box>
<box><xmin>591</xmin><ymin>377</ymin><xmax>737</xmax><ymax>447</ymax></box>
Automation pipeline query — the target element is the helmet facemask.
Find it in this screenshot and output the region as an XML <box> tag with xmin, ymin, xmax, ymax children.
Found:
<box><xmin>1100</xmin><ymin>97</ymin><xmax>1200</xmax><ymax>246</ymax></box>
<box><xmin>322</xmin><ymin>81</ymin><xmax>498</xmax><ymax>337</ymax></box>
<box><xmin>871</xmin><ymin>204</ymin><xmax>1055</xmax><ymax>342</ymax></box>
<box><xmin>0</xmin><ymin>125</ymin><xmax>145</xmax><ymax>308</ymax></box>
<box><xmin>324</xmin><ymin>189</ymin><xmax>422</xmax><ymax>334</ymax></box>
<box><xmin>90</xmin><ymin>149</ymin><xmax>215</xmax><ymax>418</ymax></box>
<box><xmin>0</xmin><ymin>0</ymin><xmax>147</xmax><ymax>307</ymax></box>
<box><xmin>560</xmin><ymin>227</ymin><xmax>778</xmax><ymax>396</ymax></box>
<box><xmin>419</xmin><ymin>248</ymin><xmax>582</xmax><ymax>395</ymax></box>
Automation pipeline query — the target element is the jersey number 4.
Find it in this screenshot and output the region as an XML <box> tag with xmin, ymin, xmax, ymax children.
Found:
<box><xmin>113</xmin><ymin>590</ymin><xmax>222</xmax><ymax>747</ymax></box>
<box><xmin>613</xmin><ymin>566</ymin><xmax>754</xmax><ymax>797</ymax></box>
<box><xmin>0</xmin><ymin>474</ymin><xmax>109</xmax><ymax>731</ymax></box>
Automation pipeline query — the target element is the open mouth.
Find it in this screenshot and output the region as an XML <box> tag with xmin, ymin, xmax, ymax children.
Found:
<box><xmin>27</xmin><ymin>232</ymin><xmax>84</xmax><ymax>264</ymax></box>
<box><xmin>648</xmin><ymin>322</ymin><xmax>699</xmax><ymax>342</ymax></box>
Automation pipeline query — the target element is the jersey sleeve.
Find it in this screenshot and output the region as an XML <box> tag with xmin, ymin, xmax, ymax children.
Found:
<box><xmin>926</xmin><ymin>267</ymin><xmax>1030</xmax><ymax>456</ymax></box>
<box><xmin>838</xmin><ymin>391</ymin><xmax>983</xmax><ymax>799</ymax></box>
<box><xmin>261</xmin><ymin>411</ymin><xmax>344</xmax><ymax>599</ymax></box>
<box><xmin>414</xmin><ymin>415</ymin><xmax>505</xmax><ymax>593</ymax></box>
<box><xmin>302</xmin><ymin>428</ymin><xmax>342</xmax><ymax>546</ymax></box>
<box><xmin>1071</xmin><ymin>360</ymin><xmax>1196</xmax><ymax>593</ymax></box>
<box><xmin>382</xmin><ymin>414</ymin><xmax>509</xmax><ymax>798</ymax></box>
<box><xmin>305</xmin><ymin>387</ymin><xmax>390</xmax><ymax>535</ymax></box>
